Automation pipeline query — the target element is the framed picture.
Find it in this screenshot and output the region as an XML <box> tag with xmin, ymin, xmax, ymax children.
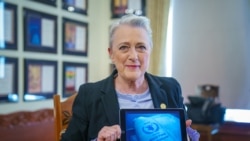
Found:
<box><xmin>63</xmin><ymin>62</ymin><xmax>88</xmax><ymax>97</ymax></box>
<box><xmin>62</xmin><ymin>0</ymin><xmax>88</xmax><ymax>15</ymax></box>
<box><xmin>23</xmin><ymin>8</ymin><xmax>57</xmax><ymax>53</ymax></box>
<box><xmin>111</xmin><ymin>0</ymin><xmax>146</xmax><ymax>18</ymax></box>
<box><xmin>23</xmin><ymin>59</ymin><xmax>57</xmax><ymax>101</ymax></box>
<box><xmin>0</xmin><ymin>3</ymin><xmax>17</xmax><ymax>50</ymax></box>
<box><xmin>62</xmin><ymin>18</ymin><xmax>88</xmax><ymax>56</ymax></box>
<box><xmin>31</xmin><ymin>0</ymin><xmax>57</xmax><ymax>7</ymax></box>
<box><xmin>0</xmin><ymin>56</ymin><xmax>18</xmax><ymax>103</ymax></box>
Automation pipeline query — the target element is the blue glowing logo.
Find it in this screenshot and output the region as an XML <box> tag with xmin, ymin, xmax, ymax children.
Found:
<box><xmin>142</xmin><ymin>122</ymin><xmax>159</xmax><ymax>134</ymax></box>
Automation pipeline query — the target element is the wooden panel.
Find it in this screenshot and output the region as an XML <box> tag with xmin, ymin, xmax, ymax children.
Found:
<box><xmin>213</xmin><ymin>122</ymin><xmax>250</xmax><ymax>141</ymax></box>
<box><xmin>192</xmin><ymin>122</ymin><xmax>250</xmax><ymax>141</ymax></box>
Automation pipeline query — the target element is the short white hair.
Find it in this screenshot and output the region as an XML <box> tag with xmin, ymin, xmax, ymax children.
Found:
<box><xmin>109</xmin><ymin>14</ymin><xmax>153</xmax><ymax>47</ymax></box>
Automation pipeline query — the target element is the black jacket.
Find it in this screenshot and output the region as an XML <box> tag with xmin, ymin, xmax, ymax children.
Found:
<box><xmin>61</xmin><ymin>70</ymin><xmax>186</xmax><ymax>141</ymax></box>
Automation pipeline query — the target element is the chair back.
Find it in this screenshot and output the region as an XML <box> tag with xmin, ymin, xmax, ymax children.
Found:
<box><xmin>53</xmin><ymin>94</ymin><xmax>77</xmax><ymax>141</ymax></box>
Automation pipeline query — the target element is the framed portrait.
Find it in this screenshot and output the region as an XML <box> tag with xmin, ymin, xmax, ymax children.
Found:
<box><xmin>23</xmin><ymin>8</ymin><xmax>57</xmax><ymax>53</ymax></box>
<box><xmin>62</xmin><ymin>18</ymin><xmax>88</xmax><ymax>56</ymax></box>
<box><xmin>63</xmin><ymin>62</ymin><xmax>88</xmax><ymax>97</ymax></box>
<box><xmin>0</xmin><ymin>2</ymin><xmax>17</xmax><ymax>50</ymax></box>
<box><xmin>0</xmin><ymin>56</ymin><xmax>18</xmax><ymax>103</ymax></box>
<box><xmin>62</xmin><ymin>0</ymin><xmax>88</xmax><ymax>15</ymax></box>
<box><xmin>111</xmin><ymin>0</ymin><xmax>146</xmax><ymax>18</ymax></box>
<box><xmin>24</xmin><ymin>59</ymin><xmax>57</xmax><ymax>101</ymax></box>
<box><xmin>31</xmin><ymin>0</ymin><xmax>57</xmax><ymax>7</ymax></box>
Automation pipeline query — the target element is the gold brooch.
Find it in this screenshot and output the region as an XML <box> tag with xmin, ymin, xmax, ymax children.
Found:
<box><xmin>160</xmin><ymin>103</ymin><xmax>167</xmax><ymax>109</ymax></box>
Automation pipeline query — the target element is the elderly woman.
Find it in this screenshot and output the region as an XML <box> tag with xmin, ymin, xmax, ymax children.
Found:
<box><xmin>61</xmin><ymin>14</ymin><xmax>199</xmax><ymax>141</ymax></box>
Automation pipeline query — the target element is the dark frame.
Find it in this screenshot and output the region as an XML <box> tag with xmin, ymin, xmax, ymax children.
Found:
<box><xmin>62</xmin><ymin>18</ymin><xmax>88</xmax><ymax>56</ymax></box>
<box><xmin>62</xmin><ymin>62</ymin><xmax>88</xmax><ymax>97</ymax></box>
<box><xmin>120</xmin><ymin>108</ymin><xmax>188</xmax><ymax>141</ymax></box>
<box><xmin>31</xmin><ymin>0</ymin><xmax>57</xmax><ymax>7</ymax></box>
<box><xmin>0</xmin><ymin>2</ymin><xmax>17</xmax><ymax>50</ymax></box>
<box><xmin>23</xmin><ymin>59</ymin><xmax>57</xmax><ymax>101</ymax></box>
<box><xmin>62</xmin><ymin>0</ymin><xmax>88</xmax><ymax>15</ymax></box>
<box><xmin>0</xmin><ymin>56</ymin><xmax>18</xmax><ymax>103</ymax></box>
<box><xmin>23</xmin><ymin>8</ymin><xmax>57</xmax><ymax>53</ymax></box>
<box><xmin>111</xmin><ymin>0</ymin><xmax>146</xmax><ymax>18</ymax></box>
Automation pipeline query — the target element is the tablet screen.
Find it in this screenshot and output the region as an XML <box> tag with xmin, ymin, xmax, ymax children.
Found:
<box><xmin>120</xmin><ymin>108</ymin><xmax>187</xmax><ymax>141</ymax></box>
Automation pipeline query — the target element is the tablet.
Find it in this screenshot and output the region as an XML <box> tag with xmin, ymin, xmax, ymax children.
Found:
<box><xmin>119</xmin><ymin>108</ymin><xmax>188</xmax><ymax>141</ymax></box>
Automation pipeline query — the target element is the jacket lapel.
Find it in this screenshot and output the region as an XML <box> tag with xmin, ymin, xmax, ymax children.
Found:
<box><xmin>100</xmin><ymin>72</ymin><xmax>120</xmax><ymax>125</ymax></box>
<box><xmin>146</xmin><ymin>73</ymin><xmax>169</xmax><ymax>109</ymax></box>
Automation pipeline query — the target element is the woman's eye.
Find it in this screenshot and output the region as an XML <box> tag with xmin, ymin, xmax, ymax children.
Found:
<box><xmin>119</xmin><ymin>46</ymin><xmax>128</xmax><ymax>50</ymax></box>
<box><xmin>136</xmin><ymin>46</ymin><xmax>147</xmax><ymax>51</ymax></box>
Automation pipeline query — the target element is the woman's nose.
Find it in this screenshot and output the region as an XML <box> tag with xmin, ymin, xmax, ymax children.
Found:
<box><xmin>129</xmin><ymin>48</ymin><xmax>138</xmax><ymax>61</ymax></box>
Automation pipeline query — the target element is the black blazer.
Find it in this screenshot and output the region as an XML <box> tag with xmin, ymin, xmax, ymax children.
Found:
<box><xmin>61</xmin><ymin>70</ymin><xmax>186</xmax><ymax>141</ymax></box>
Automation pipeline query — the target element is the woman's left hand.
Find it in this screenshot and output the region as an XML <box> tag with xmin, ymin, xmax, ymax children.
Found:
<box><xmin>186</xmin><ymin>119</ymin><xmax>192</xmax><ymax>127</ymax></box>
<box><xmin>186</xmin><ymin>119</ymin><xmax>200</xmax><ymax>141</ymax></box>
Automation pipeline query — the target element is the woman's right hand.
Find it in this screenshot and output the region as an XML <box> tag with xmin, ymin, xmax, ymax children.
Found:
<box><xmin>97</xmin><ymin>125</ymin><xmax>121</xmax><ymax>141</ymax></box>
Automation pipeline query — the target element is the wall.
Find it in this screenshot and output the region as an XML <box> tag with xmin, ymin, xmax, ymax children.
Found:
<box><xmin>0</xmin><ymin>0</ymin><xmax>112</xmax><ymax>114</ymax></box>
<box><xmin>1</xmin><ymin>0</ymin><xmax>250</xmax><ymax>114</ymax></box>
<box><xmin>172</xmin><ymin>0</ymin><xmax>250</xmax><ymax>109</ymax></box>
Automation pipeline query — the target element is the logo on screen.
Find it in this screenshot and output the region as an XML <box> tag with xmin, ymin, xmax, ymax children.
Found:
<box><xmin>142</xmin><ymin>122</ymin><xmax>159</xmax><ymax>134</ymax></box>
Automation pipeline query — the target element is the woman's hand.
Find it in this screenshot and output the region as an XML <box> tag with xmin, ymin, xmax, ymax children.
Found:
<box><xmin>97</xmin><ymin>125</ymin><xmax>121</xmax><ymax>141</ymax></box>
<box><xmin>186</xmin><ymin>119</ymin><xmax>200</xmax><ymax>141</ymax></box>
<box><xmin>186</xmin><ymin>119</ymin><xmax>192</xmax><ymax>127</ymax></box>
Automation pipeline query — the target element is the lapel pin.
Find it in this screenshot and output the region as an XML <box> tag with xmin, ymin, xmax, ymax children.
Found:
<box><xmin>160</xmin><ymin>103</ymin><xmax>167</xmax><ymax>109</ymax></box>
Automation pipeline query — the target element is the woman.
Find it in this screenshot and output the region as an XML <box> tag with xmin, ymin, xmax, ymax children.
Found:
<box><xmin>61</xmin><ymin>14</ymin><xmax>199</xmax><ymax>141</ymax></box>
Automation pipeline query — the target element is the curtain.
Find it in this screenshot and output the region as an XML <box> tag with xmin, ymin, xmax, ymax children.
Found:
<box><xmin>146</xmin><ymin>0</ymin><xmax>170</xmax><ymax>76</ymax></box>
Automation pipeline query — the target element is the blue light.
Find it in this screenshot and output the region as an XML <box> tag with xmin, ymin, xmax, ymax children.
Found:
<box><xmin>0</xmin><ymin>56</ymin><xmax>5</xmax><ymax>79</ymax></box>
<box><xmin>24</xmin><ymin>94</ymin><xmax>46</xmax><ymax>101</ymax></box>
<box><xmin>0</xmin><ymin>1</ymin><xmax>5</xmax><ymax>48</ymax></box>
<box><xmin>67</xmin><ymin>6</ymin><xmax>75</xmax><ymax>12</ymax></box>
<box><xmin>8</xmin><ymin>93</ymin><xmax>18</xmax><ymax>102</ymax></box>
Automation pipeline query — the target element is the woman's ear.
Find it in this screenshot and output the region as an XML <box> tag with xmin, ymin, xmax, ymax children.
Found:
<box><xmin>108</xmin><ymin>47</ymin><xmax>113</xmax><ymax>59</ymax></box>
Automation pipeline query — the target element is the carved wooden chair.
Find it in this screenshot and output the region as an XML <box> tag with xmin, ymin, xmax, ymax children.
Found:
<box><xmin>53</xmin><ymin>93</ymin><xmax>77</xmax><ymax>141</ymax></box>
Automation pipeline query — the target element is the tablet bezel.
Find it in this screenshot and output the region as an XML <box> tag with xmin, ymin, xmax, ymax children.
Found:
<box><xmin>119</xmin><ymin>108</ymin><xmax>188</xmax><ymax>141</ymax></box>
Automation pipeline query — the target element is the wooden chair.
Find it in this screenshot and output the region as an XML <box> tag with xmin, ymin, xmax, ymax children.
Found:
<box><xmin>53</xmin><ymin>93</ymin><xmax>77</xmax><ymax>141</ymax></box>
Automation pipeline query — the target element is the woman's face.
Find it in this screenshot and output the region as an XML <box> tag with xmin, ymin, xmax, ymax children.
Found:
<box><xmin>109</xmin><ymin>25</ymin><xmax>152</xmax><ymax>81</ymax></box>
